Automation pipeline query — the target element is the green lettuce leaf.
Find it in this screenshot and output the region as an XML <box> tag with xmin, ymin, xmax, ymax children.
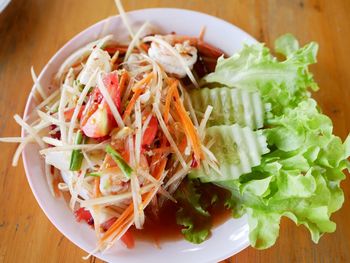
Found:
<box><xmin>274</xmin><ymin>33</ymin><xmax>300</xmax><ymax>57</ymax></box>
<box><xmin>204</xmin><ymin>34</ymin><xmax>319</xmax><ymax>116</ymax></box>
<box><xmin>216</xmin><ymin>98</ymin><xmax>348</xmax><ymax>249</ymax></box>
<box><xmin>174</xmin><ymin>179</ymin><xmax>221</xmax><ymax>244</ymax></box>
<box><xmin>176</xmin><ymin>208</ymin><xmax>210</xmax><ymax>244</ymax></box>
<box><xmin>191</xmin><ymin>34</ymin><xmax>348</xmax><ymax>249</ymax></box>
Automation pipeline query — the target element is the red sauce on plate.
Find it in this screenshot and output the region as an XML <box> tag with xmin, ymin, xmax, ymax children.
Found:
<box><xmin>130</xmin><ymin>183</ymin><xmax>232</xmax><ymax>246</ymax></box>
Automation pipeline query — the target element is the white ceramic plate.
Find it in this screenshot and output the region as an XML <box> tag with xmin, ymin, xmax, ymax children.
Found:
<box><xmin>22</xmin><ymin>8</ymin><xmax>256</xmax><ymax>263</ymax></box>
<box><xmin>0</xmin><ymin>0</ymin><xmax>11</xmax><ymax>13</ymax></box>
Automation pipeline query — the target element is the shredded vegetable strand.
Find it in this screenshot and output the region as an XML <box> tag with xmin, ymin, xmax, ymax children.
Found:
<box><xmin>31</xmin><ymin>66</ymin><xmax>47</xmax><ymax>99</ymax></box>
<box><xmin>122</xmin><ymin>77</ymin><xmax>134</xmax><ymax>106</ymax></box>
<box><xmin>165</xmin><ymin>163</ymin><xmax>191</xmax><ymax>188</ymax></box>
<box><xmin>12</xmin><ymin>121</ymin><xmax>52</xmax><ymax>166</ymax></box>
<box><xmin>124</xmin><ymin>21</ymin><xmax>150</xmax><ymax>61</ymax></box>
<box><xmin>163</xmin><ymin>80</ymin><xmax>178</xmax><ymax>123</ymax></box>
<box><xmin>68</xmin><ymin>69</ymin><xmax>99</xmax><ymax>143</ymax></box>
<box><xmin>110</xmin><ymin>50</ymin><xmax>120</xmax><ymax>67</ymax></box>
<box><xmin>123</xmin><ymin>88</ymin><xmax>143</xmax><ymax>120</ymax></box>
<box><xmin>198</xmin><ymin>105</ymin><xmax>213</xmax><ymax>139</ymax></box>
<box><xmin>82</xmin><ymin>151</ymin><xmax>95</xmax><ymax>170</ymax></box>
<box><xmin>127</xmin><ymin>134</ymin><xmax>135</xmax><ymax>167</ymax></box>
<box><xmin>137</xmin><ymin>168</ymin><xmax>160</xmax><ymax>185</ymax></box>
<box><xmin>69</xmin><ymin>170</ymin><xmax>86</xmax><ymax>210</ymax></box>
<box><xmin>173</xmin><ymin>100</ymin><xmax>203</xmax><ymax>161</ymax></box>
<box><xmin>183</xmin><ymin>88</ymin><xmax>199</xmax><ymax>127</ymax></box>
<box><xmin>153</xmin><ymin>103</ymin><xmax>187</xmax><ymax>168</ymax></box>
<box><xmin>131</xmin><ymin>72</ymin><xmax>153</xmax><ymax>92</ymax></box>
<box><xmin>58</xmin><ymin>85</ymin><xmax>68</xmax><ymax>143</ymax></box>
<box><xmin>39</xmin><ymin>143</ymin><xmax>106</xmax><ymax>154</ymax></box>
<box><xmin>141</xmin><ymin>113</ymin><xmax>152</xmax><ymax>137</ymax></box>
<box><xmin>118</xmin><ymin>70</ymin><xmax>129</xmax><ymax>96</ymax></box>
<box><xmin>0</xmin><ymin>137</ymin><xmax>28</xmax><ymax>143</ymax></box>
<box><xmin>134</xmin><ymin>99</ymin><xmax>142</xmax><ymax>164</ymax></box>
<box><xmin>130</xmin><ymin>172</ymin><xmax>144</xmax><ymax>229</ymax></box>
<box><xmin>14</xmin><ymin>115</ymin><xmax>45</xmax><ymax>148</ymax></box>
<box><xmin>100</xmin><ymin>158</ymin><xmax>167</xmax><ymax>249</ymax></box>
<box><xmin>81</xmin><ymin>184</ymin><xmax>154</xmax><ymax>207</ymax></box>
<box><xmin>34</xmin><ymin>89</ymin><xmax>60</xmax><ymax>112</ymax></box>
<box><xmin>114</xmin><ymin>0</ymin><xmax>134</xmax><ymax>38</ymax></box>
<box><xmin>42</xmin><ymin>137</ymin><xmax>63</xmax><ymax>147</ymax></box>
<box><xmin>37</xmin><ymin>110</ymin><xmax>70</xmax><ymax>127</ymax></box>
<box><xmin>55</xmin><ymin>35</ymin><xmax>113</xmax><ymax>81</ymax></box>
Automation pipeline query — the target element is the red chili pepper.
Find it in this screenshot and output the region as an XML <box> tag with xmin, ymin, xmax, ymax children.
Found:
<box><xmin>49</xmin><ymin>124</ymin><xmax>61</xmax><ymax>140</ymax></box>
<box><xmin>190</xmin><ymin>154</ymin><xmax>199</xmax><ymax>168</ymax></box>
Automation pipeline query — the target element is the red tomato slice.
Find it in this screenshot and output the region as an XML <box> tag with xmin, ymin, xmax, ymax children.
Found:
<box><xmin>101</xmin><ymin>217</ymin><xmax>117</xmax><ymax>231</ymax></box>
<box><xmin>80</xmin><ymin>72</ymin><xmax>122</xmax><ymax>138</ymax></box>
<box><xmin>64</xmin><ymin>106</ymin><xmax>85</xmax><ymax>122</ymax></box>
<box><xmin>142</xmin><ymin>116</ymin><xmax>158</xmax><ymax>147</ymax></box>
<box><xmin>102</xmin><ymin>71</ymin><xmax>121</xmax><ymax>113</ymax></box>
<box><xmin>81</xmin><ymin>104</ymin><xmax>111</xmax><ymax>138</ymax></box>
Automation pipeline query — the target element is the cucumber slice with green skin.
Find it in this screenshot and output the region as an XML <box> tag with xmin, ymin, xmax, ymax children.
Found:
<box><xmin>190</xmin><ymin>124</ymin><xmax>269</xmax><ymax>182</ymax></box>
<box><xmin>189</xmin><ymin>87</ymin><xmax>264</xmax><ymax>130</ymax></box>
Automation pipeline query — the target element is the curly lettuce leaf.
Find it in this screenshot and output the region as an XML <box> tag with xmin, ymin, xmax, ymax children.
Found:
<box><xmin>275</xmin><ymin>33</ymin><xmax>300</xmax><ymax>57</ymax></box>
<box><xmin>192</xmin><ymin>34</ymin><xmax>348</xmax><ymax>249</ymax></box>
<box><xmin>217</xmin><ymin>98</ymin><xmax>348</xmax><ymax>249</ymax></box>
<box><xmin>174</xmin><ymin>179</ymin><xmax>220</xmax><ymax>244</ymax></box>
<box><xmin>176</xmin><ymin>208</ymin><xmax>210</xmax><ymax>244</ymax></box>
<box><xmin>204</xmin><ymin>34</ymin><xmax>318</xmax><ymax>116</ymax></box>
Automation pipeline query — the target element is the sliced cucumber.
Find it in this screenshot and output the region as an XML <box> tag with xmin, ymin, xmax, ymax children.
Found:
<box><xmin>189</xmin><ymin>87</ymin><xmax>264</xmax><ymax>129</ymax></box>
<box><xmin>190</xmin><ymin>124</ymin><xmax>269</xmax><ymax>182</ymax></box>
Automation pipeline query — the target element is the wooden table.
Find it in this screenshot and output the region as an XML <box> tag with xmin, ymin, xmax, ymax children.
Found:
<box><xmin>1</xmin><ymin>0</ymin><xmax>349</xmax><ymax>262</ymax></box>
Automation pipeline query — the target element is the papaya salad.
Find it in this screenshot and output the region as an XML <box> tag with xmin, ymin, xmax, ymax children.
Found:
<box><xmin>1</xmin><ymin>0</ymin><xmax>350</xmax><ymax>257</ymax></box>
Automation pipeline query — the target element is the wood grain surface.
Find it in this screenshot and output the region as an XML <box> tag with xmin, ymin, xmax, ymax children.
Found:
<box><xmin>0</xmin><ymin>0</ymin><xmax>349</xmax><ymax>262</ymax></box>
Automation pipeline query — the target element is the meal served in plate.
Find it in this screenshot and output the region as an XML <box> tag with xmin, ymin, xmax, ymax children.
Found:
<box><xmin>1</xmin><ymin>0</ymin><xmax>349</xmax><ymax>256</ymax></box>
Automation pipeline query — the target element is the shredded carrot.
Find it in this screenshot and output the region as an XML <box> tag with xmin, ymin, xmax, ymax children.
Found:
<box><xmin>110</xmin><ymin>51</ymin><xmax>120</xmax><ymax>67</ymax></box>
<box><xmin>101</xmin><ymin>135</ymin><xmax>168</xmax><ymax>243</ymax></box>
<box><xmin>104</xmin><ymin>45</ymin><xmax>132</xmax><ymax>54</ymax></box>
<box><xmin>151</xmin><ymin>146</ymin><xmax>172</xmax><ymax>154</ymax></box>
<box><xmin>173</xmin><ymin>95</ymin><xmax>203</xmax><ymax>161</ymax></box>
<box><xmin>198</xmin><ymin>26</ymin><xmax>206</xmax><ymax>41</ymax></box>
<box><xmin>164</xmin><ymin>76</ymin><xmax>175</xmax><ymax>86</ymax></box>
<box><xmin>53</xmin><ymin>176</ymin><xmax>61</xmax><ymax>197</ymax></box>
<box><xmin>100</xmin><ymin>156</ymin><xmax>167</xmax><ymax>244</ymax></box>
<box><xmin>100</xmin><ymin>134</ymin><xmax>168</xmax><ymax>245</ymax></box>
<box><xmin>119</xmin><ymin>71</ymin><xmax>129</xmax><ymax>97</ymax></box>
<box><xmin>121</xmin><ymin>73</ymin><xmax>153</xmax><ymax>120</ymax></box>
<box><xmin>140</xmin><ymin>43</ymin><xmax>150</xmax><ymax>52</ymax></box>
<box><xmin>100</xmin><ymin>205</ymin><xmax>133</xmax><ymax>242</ymax></box>
<box><xmin>178</xmin><ymin>136</ymin><xmax>187</xmax><ymax>153</ymax></box>
<box><xmin>94</xmin><ymin>177</ymin><xmax>101</xmax><ymax>198</ymax></box>
<box><xmin>163</xmin><ymin>80</ymin><xmax>178</xmax><ymax>123</ymax></box>
<box><xmin>131</xmin><ymin>73</ymin><xmax>153</xmax><ymax>92</ymax></box>
<box><xmin>122</xmin><ymin>88</ymin><xmax>143</xmax><ymax>120</ymax></box>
